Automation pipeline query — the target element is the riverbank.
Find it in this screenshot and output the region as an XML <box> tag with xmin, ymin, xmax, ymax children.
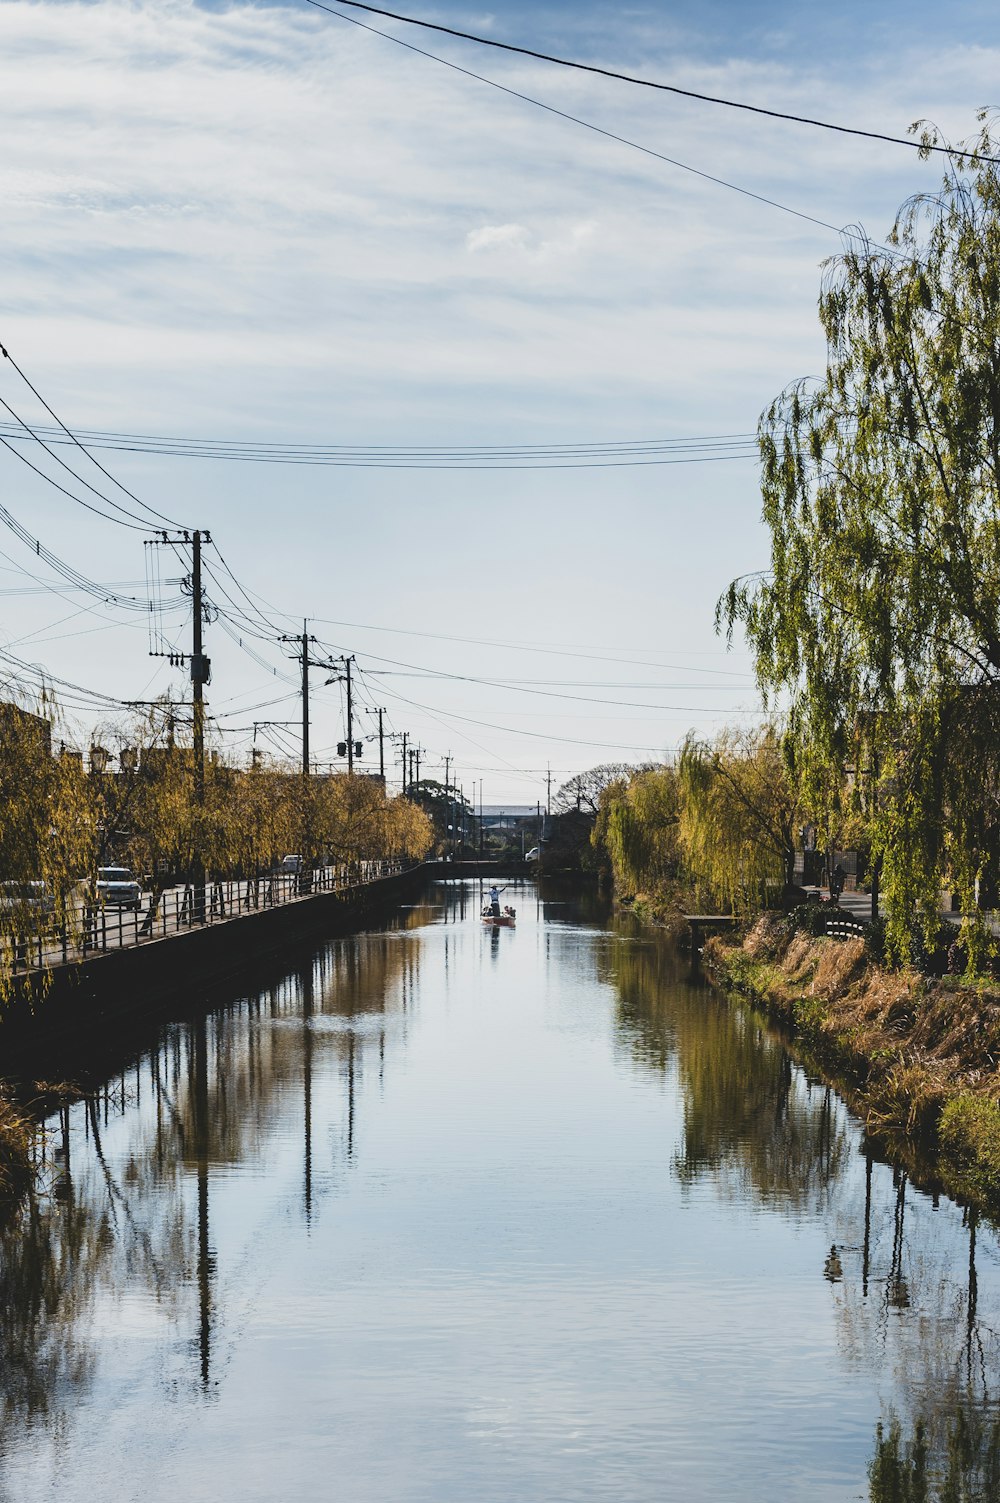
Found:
<box><xmin>614</xmin><ymin>885</ymin><xmax>695</xmax><ymax>944</ymax></box>
<box><xmin>705</xmin><ymin>914</ymin><xmax>1000</xmax><ymax>1213</ymax></box>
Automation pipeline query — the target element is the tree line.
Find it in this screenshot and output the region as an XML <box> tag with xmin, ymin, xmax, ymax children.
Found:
<box><xmin>0</xmin><ymin>694</ymin><xmax>433</xmax><ymax>967</ymax></box>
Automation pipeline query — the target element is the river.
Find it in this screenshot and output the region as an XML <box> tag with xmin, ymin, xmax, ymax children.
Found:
<box><xmin>0</xmin><ymin>878</ymin><xmax>997</xmax><ymax>1501</ymax></box>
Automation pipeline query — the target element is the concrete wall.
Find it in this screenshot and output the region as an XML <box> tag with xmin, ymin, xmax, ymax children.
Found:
<box><xmin>2</xmin><ymin>864</ymin><xmax>431</xmax><ymax>1067</ymax></box>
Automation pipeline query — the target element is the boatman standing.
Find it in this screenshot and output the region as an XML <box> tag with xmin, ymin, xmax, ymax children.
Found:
<box><xmin>488</xmin><ymin>884</ymin><xmax>506</xmax><ymax>918</ymax></box>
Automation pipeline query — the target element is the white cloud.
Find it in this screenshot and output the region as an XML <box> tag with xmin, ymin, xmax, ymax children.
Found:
<box><xmin>467</xmin><ymin>222</ymin><xmax>532</xmax><ymax>253</ymax></box>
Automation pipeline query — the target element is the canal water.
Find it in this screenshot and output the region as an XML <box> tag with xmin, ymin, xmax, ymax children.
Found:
<box><xmin>1</xmin><ymin>879</ymin><xmax>997</xmax><ymax>1501</ymax></box>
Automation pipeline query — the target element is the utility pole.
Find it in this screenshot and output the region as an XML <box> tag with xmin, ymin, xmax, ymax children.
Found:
<box><xmin>280</xmin><ymin>622</ymin><xmax>319</xmax><ymax>778</ymax></box>
<box><xmin>401</xmin><ymin>731</ymin><xmax>408</xmax><ymax>792</ymax></box>
<box><xmin>345</xmin><ymin>655</ymin><xmax>355</xmax><ymax>774</ymax></box>
<box><xmin>443</xmin><ymin>754</ymin><xmax>451</xmax><ymax>793</ymax></box>
<box><xmin>145</xmin><ymin>527</ymin><xmax>212</xmax><ymax>921</ymax></box>
<box><xmin>377</xmin><ymin>708</ymin><xmax>385</xmax><ymax>782</ymax></box>
<box><xmin>415</xmin><ymin>746</ymin><xmax>421</xmax><ymax>789</ymax></box>
<box><xmin>546</xmin><ymin>763</ymin><xmax>552</xmax><ymax>816</ymax></box>
<box><xmin>191</xmin><ymin>530</ymin><xmax>209</xmax><ymax>923</ymax></box>
<box><xmin>300</xmin><ymin>621</ymin><xmax>310</xmax><ymax>778</ymax></box>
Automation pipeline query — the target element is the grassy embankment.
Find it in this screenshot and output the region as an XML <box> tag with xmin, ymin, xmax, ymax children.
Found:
<box><xmin>706</xmin><ymin>915</ymin><xmax>1000</xmax><ymax>1210</ymax></box>
<box><xmin>0</xmin><ymin>1090</ymin><xmax>33</xmax><ymax>1209</ymax></box>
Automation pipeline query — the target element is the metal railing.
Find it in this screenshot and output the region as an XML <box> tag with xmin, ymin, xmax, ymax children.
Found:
<box><xmin>6</xmin><ymin>859</ymin><xmax>410</xmax><ymax>973</ymax></box>
<box><xmin>819</xmin><ymin>911</ymin><xmax>869</xmax><ymax>941</ymax></box>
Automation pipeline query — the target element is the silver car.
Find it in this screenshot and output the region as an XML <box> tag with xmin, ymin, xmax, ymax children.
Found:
<box><xmin>96</xmin><ymin>866</ymin><xmax>143</xmax><ymax>910</ymax></box>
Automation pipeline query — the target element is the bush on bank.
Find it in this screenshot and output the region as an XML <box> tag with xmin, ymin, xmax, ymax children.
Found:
<box><xmin>707</xmin><ymin>914</ymin><xmax>1000</xmax><ymax>1211</ymax></box>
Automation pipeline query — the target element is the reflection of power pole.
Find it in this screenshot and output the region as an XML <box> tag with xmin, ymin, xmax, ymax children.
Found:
<box><xmin>193</xmin><ymin>1014</ymin><xmax>212</xmax><ymax>1392</ymax></box>
<box><xmin>862</xmin><ymin>1149</ymin><xmax>872</xmax><ymax>1297</ymax></box>
<box><xmin>303</xmin><ymin>962</ymin><xmax>313</xmax><ymax>1225</ymax></box>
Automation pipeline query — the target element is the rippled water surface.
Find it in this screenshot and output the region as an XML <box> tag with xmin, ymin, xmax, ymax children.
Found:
<box><xmin>1</xmin><ymin>880</ymin><xmax>998</xmax><ymax>1501</ymax></box>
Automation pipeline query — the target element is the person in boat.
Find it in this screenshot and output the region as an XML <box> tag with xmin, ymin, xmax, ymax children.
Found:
<box><xmin>488</xmin><ymin>884</ymin><xmax>506</xmax><ymax>918</ymax></box>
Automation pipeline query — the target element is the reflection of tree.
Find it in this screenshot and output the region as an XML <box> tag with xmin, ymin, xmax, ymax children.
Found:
<box><xmin>869</xmin><ymin>1407</ymin><xmax>1000</xmax><ymax>1501</ymax></box>
<box><xmin>0</xmin><ymin>915</ymin><xmax>418</xmax><ymax>1453</ymax></box>
<box><xmin>600</xmin><ymin>912</ymin><xmax>1000</xmax><ymax>1499</ymax></box>
<box><xmin>0</xmin><ymin>1186</ymin><xmax>103</xmax><ymax>1425</ymax></box>
<box><xmin>603</xmin><ymin>933</ymin><xmax>849</xmax><ymax>1207</ymax></box>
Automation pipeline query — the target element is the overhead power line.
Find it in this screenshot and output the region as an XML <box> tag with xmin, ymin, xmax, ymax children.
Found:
<box><xmin>310</xmin><ymin>0</ymin><xmax>1000</xmax><ymax>167</ymax></box>
<box><xmin>0</xmin><ymin>421</ymin><xmax>758</xmax><ymax>471</ymax></box>
<box><xmin>0</xmin><ymin>339</ymin><xmax>184</xmax><ymax>531</ymax></box>
<box><xmin>306</xmin><ymin>1</ymin><xmax>871</xmax><ymax>241</ymax></box>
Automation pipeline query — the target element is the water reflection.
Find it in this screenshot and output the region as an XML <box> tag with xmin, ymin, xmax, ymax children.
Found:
<box><xmin>598</xmin><ymin>919</ymin><xmax>1000</xmax><ymax>1502</ymax></box>
<box><xmin>0</xmin><ymin>915</ymin><xmax>423</xmax><ymax>1459</ymax></box>
<box><xmin>602</xmin><ymin>930</ymin><xmax>849</xmax><ymax>1208</ymax></box>
<box><xmin>2</xmin><ymin>883</ymin><xmax>1000</xmax><ymax>1503</ymax></box>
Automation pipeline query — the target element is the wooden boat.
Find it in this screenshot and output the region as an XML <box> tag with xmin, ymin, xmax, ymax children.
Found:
<box><xmin>482</xmin><ymin>905</ymin><xmax>516</xmax><ymax>927</ymax></box>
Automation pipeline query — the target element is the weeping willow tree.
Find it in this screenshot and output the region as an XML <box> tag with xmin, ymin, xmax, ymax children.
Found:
<box><xmin>0</xmin><ymin>693</ymin><xmax>94</xmax><ymax>987</ymax></box>
<box><xmin>721</xmin><ymin>116</ymin><xmax>1000</xmax><ymax>962</ymax></box>
<box><xmin>596</xmin><ymin>766</ymin><xmax>681</xmax><ymax>896</ymax></box>
<box><xmin>678</xmin><ymin>726</ymin><xmax>800</xmax><ymax>914</ymax></box>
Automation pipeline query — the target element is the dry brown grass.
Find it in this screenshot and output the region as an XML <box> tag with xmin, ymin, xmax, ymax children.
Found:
<box><xmin>811</xmin><ymin>936</ymin><xmax>867</xmax><ymax>999</ymax></box>
<box><xmin>715</xmin><ymin>918</ymin><xmax>1000</xmax><ymax>1206</ymax></box>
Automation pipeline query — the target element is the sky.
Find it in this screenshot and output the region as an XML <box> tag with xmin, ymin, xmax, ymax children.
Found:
<box><xmin>1</xmin><ymin>0</ymin><xmax>997</xmax><ymax>805</ymax></box>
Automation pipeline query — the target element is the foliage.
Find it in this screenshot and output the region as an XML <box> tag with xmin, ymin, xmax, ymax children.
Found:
<box><xmin>869</xmin><ymin>1410</ymin><xmax>1000</xmax><ymax>1502</ymax></box>
<box><xmin>678</xmin><ymin>725</ymin><xmax>801</xmax><ymax>913</ymax></box>
<box><xmin>0</xmin><ymin>686</ymin><xmax>432</xmax><ymax>995</ymax></box>
<box><xmin>0</xmin><ymin>697</ymin><xmax>93</xmax><ymax>975</ymax></box>
<box><xmin>406</xmin><ymin>779</ymin><xmax>475</xmax><ymax>855</ymax></box>
<box><xmin>938</xmin><ymin>1092</ymin><xmax>1000</xmax><ymax>1203</ymax></box>
<box><xmin>595</xmin><ymin>765</ymin><xmax>681</xmax><ymax>896</ymax></box>
<box><xmin>720</xmin><ymin>117</ymin><xmax>1000</xmax><ymax>964</ymax></box>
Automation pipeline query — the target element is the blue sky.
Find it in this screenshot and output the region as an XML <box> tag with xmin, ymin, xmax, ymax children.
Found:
<box><xmin>1</xmin><ymin>0</ymin><xmax>997</xmax><ymax>801</ymax></box>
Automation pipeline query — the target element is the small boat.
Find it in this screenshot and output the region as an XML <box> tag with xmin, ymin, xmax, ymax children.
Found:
<box><xmin>482</xmin><ymin>904</ymin><xmax>516</xmax><ymax>926</ymax></box>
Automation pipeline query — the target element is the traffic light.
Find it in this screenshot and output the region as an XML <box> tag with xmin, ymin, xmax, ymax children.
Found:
<box><xmin>355</xmin><ymin>741</ymin><xmax>363</xmax><ymax>759</ymax></box>
<box><xmin>337</xmin><ymin>741</ymin><xmax>347</xmax><ymax>757</ymax></box>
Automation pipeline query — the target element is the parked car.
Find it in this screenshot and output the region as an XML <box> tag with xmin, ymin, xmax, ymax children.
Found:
<box><xmin>278</xmin><ymin>854</ymin><xmax>303</xmax><ymax>874</ymax></box>
<box><xmin>0</xmin><ymin>880</ymin><xmax>55</xmax><ymax>918</ymax></box>
<box><xmin>95</xmin><ymin>866</ymin><xmax>143</xmax><ymax>910</ymax></box>
<box><xmin>525</xmin><ymin>847</ymin><xmax>541</xmax><ymax>863</ymax></box>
